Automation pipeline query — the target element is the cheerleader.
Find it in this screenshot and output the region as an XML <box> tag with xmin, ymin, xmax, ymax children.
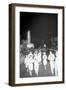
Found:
<box><xmin>37</xmin><ymin>50</ymin><xmax>42</xmax><ymax>64</ymax></box>
<box><xmin>43</xmin><ymin>52</ymin><xmax>47</xmax><ymax>70</ymax></box>
<box><xmin>28</xmin><ymin>52</ymin><xmax>33</xmax><ymax>76</ymax></box>
<box><xmin>48</xmin><ymin>51</ymin><xmax>55</xmax><ymax>75</ymax></box>
<box><xmin>24</xmin><ymin>54</ymin><xmax>29</xmax><ymax>72</ymax></box>
<box><xmin>34</xmin><ymin>50</ymin><xmax>39</xmax><ymax>76</ymax></box>
<box><xmin>55</xmin><ymin>51</ymin><xmax>58</xmax><ymax>76</ymax></box>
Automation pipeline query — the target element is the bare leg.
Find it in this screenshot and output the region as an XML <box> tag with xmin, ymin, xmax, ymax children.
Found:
<box><xmin>44</xmin><ymin>65</ymin><xmax>46</xmax><ymax>70</ymax></box>
<box><xmin>29</xmin><ymin>70</ymin><xmax>32</xmax><ymax>76</ymax></box>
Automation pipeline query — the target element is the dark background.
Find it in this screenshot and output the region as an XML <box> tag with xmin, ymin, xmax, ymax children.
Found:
<box><xmin>20</xmin><ymin>12</ymin><xmax>58</xmax><ymax>48</ymax></box>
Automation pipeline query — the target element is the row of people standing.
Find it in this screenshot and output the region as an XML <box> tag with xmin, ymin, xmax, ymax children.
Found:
<box><xmin>23</xmin><ymin>49</ymin><xmax>58</xmax><ymax>76</ymax></box>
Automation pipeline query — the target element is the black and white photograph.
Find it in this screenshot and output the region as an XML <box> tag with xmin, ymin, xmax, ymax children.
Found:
<box><xmin>9</xmin><ymin>4</ymin><xmax>64</xmax><ymax>86</ymax></box>
<box><xmin>20</xmin><ymin>12</ymin><xmax>58</xmax><ymax>78</ymax></box>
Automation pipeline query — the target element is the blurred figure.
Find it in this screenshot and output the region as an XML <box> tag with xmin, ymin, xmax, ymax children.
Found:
<box><xmin>28</xmin><ymin>52</ymin><xmax>33</xmax><ymax>76</ymax></box>
<box><xmin>48</xmin><ymin>51</ymin><xmax>55</xmax><ymax>75</ymax></box>
<box><xmin>34</xmin><ymin>50</ymin><xmax>39</xmax><ymax>76</ymax></box>
<box><xmin>24</xmin><ymin>54</ymin><xmax>29</xmax><ymax>72</ymax></box>
<box><xmin>37</xmin><ymin>50</ymin><xmax>42</xmax><ymax>64</ymax></box>
<box><xmin>44</xmin><ymin>44</ymin><xmax>46</xmax><ymax>48</ymax></box>
<box><xmin>20</xmin><ymin>53</ymin><xmax>25</xmax><ymax>64</ymax></box>
<box><xmin>43</xmin><ymin>52</ymin><xmax>47</xmax><ymax>70</ymax></box>
<box><xmin>55</xmin><ymin>51</ymin><xmax>58</xmax><ymax>76</ymax></box>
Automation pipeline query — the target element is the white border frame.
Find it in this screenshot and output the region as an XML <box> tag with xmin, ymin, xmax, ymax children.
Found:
<box><xmin>15</xmin><ymin>6</ymin><xmax>63</xmax><ymax>84</ymax></box>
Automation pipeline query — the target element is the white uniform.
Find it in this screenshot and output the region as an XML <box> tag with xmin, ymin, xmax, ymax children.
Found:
<box><xmin>34</xmin><ymin>61</ymin><xmax>39</xmax><ymax>76</ymax></box>
<box><xmin>48</xmin><ymin>52</ymin><xmax>55</xmax><ymax>75</ymax></box>
<box><xmin>28</xmin><ymin>52</ymin><xmax>33</xmax><ymax>76</ymax></box>
<box><xmin>34</xmin><ymin>52</ymin><xmax>39</xmax><ymax>76</ymax></box>
<box><xmin>43</xmin><ymin>53</ymin><xmax>47</xmax><ymax>70</ymax></box>
<box><xmin>24</xmin><ymin>55</ymin><xmax>29</xmax><ymax>72</ymax></box>
<box><xmin>55</xmin><ymin>51</ymin><xmax>58</xmax><ymax>76</ymax></box>
<box><xmin>37</xmin><ymin>51</ymin><xmax>42</xmax><ymax>64</ymax></box>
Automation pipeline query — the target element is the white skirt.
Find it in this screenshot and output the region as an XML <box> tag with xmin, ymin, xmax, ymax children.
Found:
<box><xmin>28</xmin><ymin>63</ymin><xmax>33</xmax><ymax>71</ymax></box>
<box><xmin>43</xmin><ymin>59</ymin><xmax>47</xmax><ymax>65</ymax></box>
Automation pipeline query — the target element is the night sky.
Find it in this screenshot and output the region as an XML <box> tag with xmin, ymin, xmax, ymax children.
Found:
<box><xmin>20</xmin><ymin>12</ymin><xmax>58</xmax><ymax>47</ymax></box>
